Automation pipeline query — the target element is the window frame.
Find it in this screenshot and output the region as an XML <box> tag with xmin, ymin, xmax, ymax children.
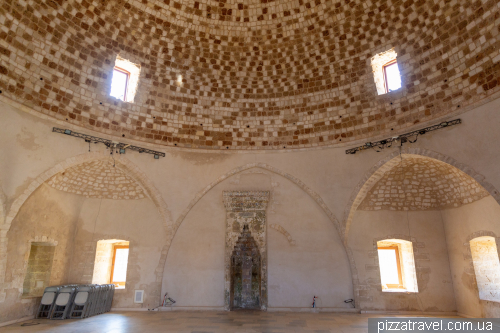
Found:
<box><xmin>110</xmin><ymin>244</ymin><xmax>129</xmax><ymax>288</ymax></box>
<box><xmin>112</xmin><ymin>66</ymin><xmax>130</xmax><ymax>101</ymax></box>
<box><xmin>377</xmin><ymin>246</ymin><xmax>404</xmax><ymax>289</ymax></box>
<box><xmin>382</xmin><ymin>59</ymin><xmax>399</xmax><ymax>93</ymax></box>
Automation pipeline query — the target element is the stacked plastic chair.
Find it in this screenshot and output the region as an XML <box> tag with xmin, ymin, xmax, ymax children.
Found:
<box><xmin>69</xmin><ymin>285</ymin><xmax>96</xmax><ymax>319</ymax></box>
<box><xmin>69</xmin><ymin>284</ymin><xmax>115</xmax><ymax>319</ymax></box>
<box><xmin>50</xmin><ymin>286</ymin><xmax>77</xmax><ymax>319</ymax></box>
<box><xmin>36</xmin><ymin>286</ymin><xmax>61</xmax><ymax>319</ymax></box>
<box><xmin>37</xmin><ymin>283</ymin><xmax>115</xmax><ymax>320</ymax></box>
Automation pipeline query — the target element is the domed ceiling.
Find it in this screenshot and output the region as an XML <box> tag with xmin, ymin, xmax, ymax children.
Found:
<box><xmin>0</xmin><ymin>0</ymin><xmax>499</xmax><ymax>150</ymax></box>
<box><xmin>359</xmin><ymin>157</ymin><xmax>489</xmax><ymax>211</ymax></box>
<box><xmin>47</xmin><ymin>160</ymin><xmax>146</xmax><ymax>199</ymax></box>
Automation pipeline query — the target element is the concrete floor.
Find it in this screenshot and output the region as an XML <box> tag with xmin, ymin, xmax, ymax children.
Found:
<box><xmin>0</xmin><ymin>311</ymin><xmax>459</xmax><ymax>333</ymax></box>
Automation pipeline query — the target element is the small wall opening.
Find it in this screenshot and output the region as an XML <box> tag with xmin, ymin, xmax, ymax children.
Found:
<box><xmin>22</xmin><ymin>242</ymin><xmax>56</xmax><ymax>297</ymax></box>
<box><xmin>371</xmin><ymin>48</ymin><xmax>402</xmax><ymax>95</ymax></box>
<box><xmin>377</xmin><ymin>239</ymin><xmax>418</xmax><ymax>292</ymax></box>
<box><xmin>92</xmin><ymin>239</ymin><xmax>130</xmax><ymax>289</ymax></box>
<box><xmin>110</xmin><ymin>55</ymin><xmax>140</xmax><ymax>102</ymax></box>
<box><xmin>470</xmin><ymin>236</ymin><xmax>500</xmax><ymax>302</ymax></box>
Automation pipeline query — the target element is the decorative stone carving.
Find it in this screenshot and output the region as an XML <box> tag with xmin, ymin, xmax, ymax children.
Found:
<box><xmin>223</xmin><ymin>191</ymin><xmax>270</xmax><ymax>212</ymax></box>
<box><xmin>223</xmin><ymin>191</ymin><xmax>269</xmax><ymax>311</ymax></box>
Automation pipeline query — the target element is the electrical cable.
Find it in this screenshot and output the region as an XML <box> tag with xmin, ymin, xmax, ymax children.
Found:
<box><xmin>111</xmin><ymin>148</ymin><xmax>116</xmax><ymax>167</ymax></box>
<box><xmin>82</xmin><ymin>197</ymin><xmax>103</xmax><ymax>283</ymax></box>
<box><xmin>398</xmin><ymin>145</ymin><xmax>425</xmax><ymax>312</ymax></box>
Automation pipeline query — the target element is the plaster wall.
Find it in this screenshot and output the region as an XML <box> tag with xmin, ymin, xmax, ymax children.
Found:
<box><xmin>1</xmin><ymin>98</ymin><xmax>500</xmax><ymax>239</ymax></box>
<box><xmin>348</xmin><ymin>210</ymin><xmax>456</xmax><ymax>312</ymax></box>
<box><xmin>68</xmin><ymin>198</ymin><xmax>165</xmax><ymax>309</ymax></box>
<box><xmin>0</xmin><ymin>185</ymin><xmax>85</xmax><ymax>323</ymax></box>
<box><xmin>162</xmin><ymin>171</ymin><xmax>354</xmax><ymax>310</ymax></box>
<box><xmin>441</xmin><ymin>196</ymin><xmax>500</xmax><ymax>318</ymax></box>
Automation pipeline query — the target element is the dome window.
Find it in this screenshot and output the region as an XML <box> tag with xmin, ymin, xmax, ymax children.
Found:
<box><xmin>371</xmin><ymin>48</ymin><xmax>402</xmax><ymax>95</ymax></box>
<box><xmin>110</xmin><ymin>56</ymin><xmax>141</xmax><ymax>103</ymax></box>
<box><xmin>110</xmin><ymin>67</ymin><xmax>129</xmax><ymax>101</ymax></box>
<box><xmin>383</xmin><ymin>60</ymin><xmax>402</xmax><ymax>93</ymax></box>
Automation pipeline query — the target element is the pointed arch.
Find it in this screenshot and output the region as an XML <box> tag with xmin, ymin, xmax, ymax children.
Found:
<box><xmin>4</xmin><ymin>152</ymin><xmax>172</xmax><ymax>231</ymax></box>
<box><xmin>0</xmin><ymin>152</ymin><xmax>172</xmax><ymax>302</ymax></box>
<box><xmin>156</xmin><ymin>162</ymin><xmax>361</xmax><ymax>308</ymax></box>
<box><xmin>342</xmin><ymin>147</ymin><xmax>500</xmax><ymax>241</ymax></box>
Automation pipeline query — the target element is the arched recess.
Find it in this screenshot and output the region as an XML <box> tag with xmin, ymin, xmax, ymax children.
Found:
<box><xmin>342</xmin><ymin>147</ymin><xmax>500</xmax><ymax>241</ymax></box>
<box><xmin>157</xmin><ymin>162</ymin><xmax>362</xmax><ymax>308</ymax></box>
<box><xmin>0</xmin><ymin>151</ymin><xmax>172</xmax><ymax>302</ymax></box>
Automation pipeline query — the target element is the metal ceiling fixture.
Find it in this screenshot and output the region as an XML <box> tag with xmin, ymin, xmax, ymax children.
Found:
<box><xmin>53</xmin><ymin>128</ymin><xmax>165</xmax><ymax>159</ymax></box>
<box><xmin>345</xmin><ymin>119</ymin><xmax>461</xmax><ymax>155</ymax></box>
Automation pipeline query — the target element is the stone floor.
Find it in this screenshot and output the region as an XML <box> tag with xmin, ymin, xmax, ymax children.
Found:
<box><xmin>0</xmin><ymin>311</ymin><xmax>460</xmax><ymax>333</ymax></box>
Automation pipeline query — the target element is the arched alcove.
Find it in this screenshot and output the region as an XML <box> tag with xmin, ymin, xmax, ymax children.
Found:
<box><xmin>345</xmin><ymin>149</ymin><xmax>500</xmax><ymax>316</ymax></box>
<box><xmin>161</xmin><ymin>167</ymin><xmax>354</xmax><ymax>311</ymax></box>
<box><xmin>0</xmin><ymin>152</ymin><xmax>170</xmax><ymax>322</ymax></box>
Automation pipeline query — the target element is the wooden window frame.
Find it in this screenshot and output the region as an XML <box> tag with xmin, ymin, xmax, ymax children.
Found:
<box><xmin>110</xmin><ymin>245</ymin><xmax>129</xmax><ymax>288</ymax></box>
<box><xmin>378</xmin><ymin>246</ymin><xmax>404</xmax><ymax>289</ymax></box>
<box><xmin>382</xmin><ymin>59</ymin><xmax>398</xmax><ymax>93</ymax></box>
<box><xmin>112</xmin><ymin>67</ymin><xmax>130</xmax><ymax>101</ymax></box>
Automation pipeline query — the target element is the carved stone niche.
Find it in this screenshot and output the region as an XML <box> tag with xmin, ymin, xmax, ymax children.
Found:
<box><xmin>223</xmin><ymin>191</ymin><xmax>269</xmax><ymax>311</ymax></box>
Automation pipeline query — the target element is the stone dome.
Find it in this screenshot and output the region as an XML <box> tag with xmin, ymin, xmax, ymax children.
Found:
<box><xmin>0</xmin><ymin>0</ymin><xmax>499</xmax><ymax>150</ymax></box>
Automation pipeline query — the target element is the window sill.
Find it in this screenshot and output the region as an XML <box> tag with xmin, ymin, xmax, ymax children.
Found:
<box><xmin>382</xmin><ymin>289</ymin><xmax>417</xmax><ymax>293</ymax></box>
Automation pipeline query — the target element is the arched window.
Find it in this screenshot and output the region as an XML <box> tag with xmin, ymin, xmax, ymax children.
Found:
<box><xmin>470</xmin><ymin>236</ymin><xmax>500</xmax><ymax>302</ymax></box>
<box><xmin>377</xmin><ymin>239</ymin><xmax>418</xmax><ymax>292</ymax></box>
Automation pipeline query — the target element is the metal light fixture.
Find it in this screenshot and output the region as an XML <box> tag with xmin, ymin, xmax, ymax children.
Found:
<box><xmin>346</xmin><ymin>119</ymin><xmax>461</xmax><ymax>154</ymax></box>
<box><xmin>52</xmin><ymin>128</ymin><xmax>165</xmax><ymax>160</ymax></box>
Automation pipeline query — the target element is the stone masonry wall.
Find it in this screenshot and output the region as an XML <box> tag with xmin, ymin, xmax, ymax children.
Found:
<box><xmin>22</xmin><ymin>244</ymin><xmax>55</xmax><ymax>297</ymax></box>
<box><xmin>359</xmin><ymin>157</ymin><xmax>490</xmax><ymax>211</ymax></box>
<box><xmin>47</xmin><ymin>160</ymin><xmax>146</xmax><ymax>200</ymax></box>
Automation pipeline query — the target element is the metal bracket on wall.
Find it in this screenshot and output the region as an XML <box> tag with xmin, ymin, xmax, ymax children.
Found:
<box><xmin>345</xmin><ymin>119</ymin><xmax>461</xmax><ymax>155</ymax></box>
<box><xmin>52</xmin><ymin>127</ymin><xmax>166</xmax><ymax>159</ymax></box>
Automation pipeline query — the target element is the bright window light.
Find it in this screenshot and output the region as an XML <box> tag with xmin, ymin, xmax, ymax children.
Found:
<box><xmin>384</xmin><ymin>61</ymin><xmax>402</xmax><ymax>93</ymax></box>
<box><xmin>111</xmin><ymin>245</ymin><xmax>129</xmax><ymax>288</ymax></box>
<box><xmin>110</xmin><ymin>68</ymin><xmax>129</xmax><ymax>101</ymax></box>
<box><xmin>470</xmin><ymin>236</ymin><xmax>500</xmax><ymax>302</ymax></box>
<box><xmin>378</xmin><ymin>247</ymin><xmax>402</xmax><ymax>288</ymax></box>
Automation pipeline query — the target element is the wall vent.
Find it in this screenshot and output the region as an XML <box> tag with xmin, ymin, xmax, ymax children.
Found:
<box><xmin>134</xmin><ymin>290</ymin><xmax>144</xmax><ymax>303</ymax></box>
